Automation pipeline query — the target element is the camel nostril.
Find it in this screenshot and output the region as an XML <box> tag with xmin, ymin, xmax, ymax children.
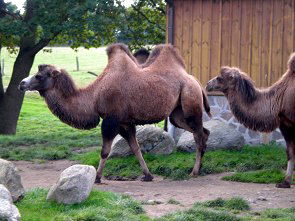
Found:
<box><xmin>18</xmin><ymin>81</ymin><xmax>27</xmax><ymax>91</ymax></box>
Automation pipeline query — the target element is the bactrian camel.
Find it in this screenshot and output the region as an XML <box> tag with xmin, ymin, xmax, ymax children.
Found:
<box><xmin>19</xmin><ymin>43</ymin><xmax>211</xmax><ymax>183</ymax></box>
<box><xmin>206</xmin><ymin>53</ymin><xmax>295</xmax><ymax>188</ymax></box>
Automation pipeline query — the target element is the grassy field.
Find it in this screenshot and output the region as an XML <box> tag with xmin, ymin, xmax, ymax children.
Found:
<box><xmin>1</xmin><ymin>47</ymin><xmax>107</xmax><ymax>87</ymax></box>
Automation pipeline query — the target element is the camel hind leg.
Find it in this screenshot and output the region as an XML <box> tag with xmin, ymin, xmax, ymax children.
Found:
<box><xmin>179</xmin><ymin>85</ymin><xmax>210</xmax><ymax>176</ymax></box>
<box><xmin>119</xmin><ymin>124</ymin><xmax>153</xmax><ymax>181</ymax></box>
<box><xmin>170</xmin><ymin>107</ymin><xmax>210</xmax><ymax>176</ymax></box>
<box><xmin>276</xmin><ymin>123</ymin><xmax>295</xmax><ymax>188</ymax></box>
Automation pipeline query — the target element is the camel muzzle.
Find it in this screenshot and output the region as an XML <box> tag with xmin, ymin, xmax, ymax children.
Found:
<box><xmin>18</xmin><ymin>81</ymin><xmax>30</xmax><ymax>92</ymax></box>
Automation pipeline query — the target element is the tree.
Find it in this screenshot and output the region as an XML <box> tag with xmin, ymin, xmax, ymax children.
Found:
<box><xmin>0</xmin><ymin>0</ymin><xmax>123</xmax><ymax>134</ymax></box>
<box><xmin>117</xmin><ymin>0</ymin><xmax>166</xmax><ymax>51</ymax></box>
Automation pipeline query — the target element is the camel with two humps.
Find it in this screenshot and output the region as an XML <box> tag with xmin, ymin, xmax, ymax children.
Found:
<box><xmin>19</xmin><ymin>43</ymin><xmax>211</xmax><ymax>183</ymax></box>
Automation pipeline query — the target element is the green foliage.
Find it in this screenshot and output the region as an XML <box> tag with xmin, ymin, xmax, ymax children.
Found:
<box><xmin>16</xmin><ymin>188</ymin><xmax>148</xmax><ymax>221</ymax></box>
<box><xmin>0</xmin><ymin>0</ymin><xmax>123</xmax><ymax>50</ymax></box>
<box><xmin>117</xmin><ymin>0</ymin><xmax>166</xmax><ymax>50</ymax></box>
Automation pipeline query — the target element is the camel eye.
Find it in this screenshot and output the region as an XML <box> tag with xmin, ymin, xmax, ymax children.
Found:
<box><xmin>217</xmin><ymin>77</ymin><xmax>222</xmax><ymax>82</ymax></box>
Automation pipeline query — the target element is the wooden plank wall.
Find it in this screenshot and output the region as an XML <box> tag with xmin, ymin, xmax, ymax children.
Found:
<box><xmin>172</xmin><ymin>0</ymin><xmax>295</xmax><ymax>87</ymax></box>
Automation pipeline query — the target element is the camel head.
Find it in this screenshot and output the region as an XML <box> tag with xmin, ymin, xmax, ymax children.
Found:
<box><xmin>206</xmin><ymin>67</ymin><xmax>243</xmax><ymax>93</ymax></box>
<box><xmin>19</xmin><ymin>64</ymin><xmax>59</xmax><ymax>92</ymax></box>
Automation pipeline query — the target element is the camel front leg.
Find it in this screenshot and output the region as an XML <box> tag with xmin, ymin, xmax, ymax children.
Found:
<box><xmin>277</xmin><ymin>123</ymin><xmax>294</xmax><ymax>188</ymax></box>
<box><xmin>119</xmin><ymin>125</ymin><xmax>153</xmax><ymax>181</ymax></box>
<box><xmin>96</xmin><ymin>116</ymin><xmax>120</xmax><ymax>184</ymax></box>
<box><xmin>276</xmin><ymin>147</ymin><xmax>295</xmax><ymax>188</ymax></box>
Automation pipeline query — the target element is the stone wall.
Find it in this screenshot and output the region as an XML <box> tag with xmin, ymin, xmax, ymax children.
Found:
<box><xmin>173</xmin><ymin>95</ymin><xmax>285</xmax><ymax>147</ymax></box>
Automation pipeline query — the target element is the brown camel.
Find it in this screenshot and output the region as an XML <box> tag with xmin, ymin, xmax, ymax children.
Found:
<box><xmin>19</xmin><ymin>43</ymin><xmax>211</xmax><ymax>183</ymax></box>
<box><xmin>206</xmin><ymin>53</ymin><xmax>295</xmax><ymax>188</ymax></box>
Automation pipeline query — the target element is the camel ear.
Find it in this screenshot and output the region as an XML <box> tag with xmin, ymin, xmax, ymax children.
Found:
<box><xmin>38</xmin><ymin>64</ymin><xmax>48</xmax><ymax>72</ymax></box>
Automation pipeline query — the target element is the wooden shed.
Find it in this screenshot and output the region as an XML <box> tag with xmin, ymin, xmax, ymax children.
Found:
<box><xmin>166</xmin><ymin>0</ymin><xmax>295</xmax><ymax>88</ymax></box>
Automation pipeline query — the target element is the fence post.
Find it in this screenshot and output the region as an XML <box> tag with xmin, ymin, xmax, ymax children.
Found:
<box><xmin>1</xmin><ymin>59</ymin><xmax>4</xmax><ymax>76</ymax></box>
<box><xmin>76</xmin><ymin>56</ymin><xmax>79</xmax><ymax>71</ymax></box>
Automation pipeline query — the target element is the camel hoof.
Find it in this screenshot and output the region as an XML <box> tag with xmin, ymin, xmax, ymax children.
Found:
<box><xmin>141</xmin><ymin>174</ymin><xmax>154</xmax><ymax>182</ymax></box>
<box><xmin>276</xmin><ymin>181</ymin><xmax>291</xmax><ymax>188</ymax></box>
<box><xmin>95</xmin><ymin>176</ymin><xmax>101</xmax><ymax>184</ymax></box>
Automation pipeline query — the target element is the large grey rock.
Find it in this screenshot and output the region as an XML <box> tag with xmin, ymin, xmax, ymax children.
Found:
<box><xmin>47</xmin><ymin>164</ymin><xmax>96</xmax><ymax>204</ymax></box>
<box><xmin>0</xmin><ymin>159</ymin><xmax>24</xmax><ymax>202</ymax></box>
<box><xmin>0</xmin><ymin>184</ymin><xmax>21</xmax><ymax>221</ymax></box>
<box><xmin>109</xmin><ymin>125</ymin><xmax>176</xmax><ymax>157</ymax></box>
<box><xmin>177</xmin><ymin>119</ymin><xmax>245</xmax><ymax>152</ymax></box>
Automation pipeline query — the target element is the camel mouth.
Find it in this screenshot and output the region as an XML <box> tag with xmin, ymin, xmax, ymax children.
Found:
<box><xmin>205</xmin><ymin>84</ymin><xmax>213</xmax><ymax>92</ymax></box>
<box><xmin>18</xmin><ymin>82</ymin><xmax>30</xmax><ymax>92</ymax></box>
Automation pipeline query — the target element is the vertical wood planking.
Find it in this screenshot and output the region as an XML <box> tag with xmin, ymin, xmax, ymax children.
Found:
<box><xmin>240</xmin><ymin>0</ymin><xmax>252</xmax><ymax>73</ymax></box>
<box><xmin>220</xmin><ymin>0</ymin><xmax>231</xmax><ymax>67</ymax></box>
<box><xmin>210</xmin><ymin>0</ymin><xmax>221</xmax><ymax>78</ymax></box>
<box><xmin>201</xmin><ymin>0</ymin><xmax>211</xmax><ymax>84</ymax></box>
<box><xmin>173</xmin><ymin>0</ymin><xmax>183</xmax><ymax>53</ymax></box>
<box><xmin>172</xmin><ymin>0</ymin><xmax>295</xmax><ymax>87</ymax></box>
<box><xmin>271</xmin><ymin>0</ymin><xmax>284</xmax><ymax>84</ymax></box>
<box><xmin>282</xmin><ymin>0</ymin><xmax>293</xmax><ymax>74</ymax></box>
<box><xmin>230</xmin><ymin>0</ymin><xmax>241</xmax><ymax>67</ymax></box>
<box><xmin>260</xmin><ymin>0</ymin><xmax>271</xmax><ymax>87</ymax></box>
<box><xmin>250</xmin><ymin>0</ymin><xmax>262</xmax><ymax>84</ymax></box>
<box><xmin>191</xmin><ymin>0</ymin><xmax>203</xmax><ymax>80</ymax></box>
<box><xmin>182</xmin><ymin>0</ymin><xmax>192</xmax><ymax>72</ymax></box>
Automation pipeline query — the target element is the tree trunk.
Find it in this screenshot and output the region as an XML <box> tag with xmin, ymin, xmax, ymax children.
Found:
<box><xmin>0</xmin><ymin>51</ymin><xmax>36</xmax><ymax>134</ymax></box>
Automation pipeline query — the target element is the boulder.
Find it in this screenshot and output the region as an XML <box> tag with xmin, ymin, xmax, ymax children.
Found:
<box><xmin>0</xmin><ymin>159</ymin><xmax>24</xmax><ymax>202</ymax></box>
<box><xmin>109</xmin><ymin>125</ymin><xmax>176</xmax><ymax>157</ymax></box>
<box><xmin>47</xmin><ymin>164</ymin><xmax>96</xmax><ymax>204</ymax></box>
<box><xmin>177</xmin><ymin>119</ymin><xmax>245</xmax><ymax>152</ymax></box>
<box><xmin>0</xmin><ymin>184</ymin><xmax>21</xmax><ymax>221</ymax></box>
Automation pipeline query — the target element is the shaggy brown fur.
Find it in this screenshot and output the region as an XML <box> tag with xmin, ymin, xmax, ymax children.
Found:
<box><xmin>206</xmin><ymin>53</ymin><xmax>295</xmax><ymax>188</ymax></box>
<box><xmin>19</xmin><ymin>43</ymin><xmax>211</xmax><ymax>183</ymax></box>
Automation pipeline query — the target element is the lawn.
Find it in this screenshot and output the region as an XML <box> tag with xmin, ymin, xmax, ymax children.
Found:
<box><xmin>1</xmin><ymin>47</ymin><xmax>107</xmax><ymax>87</ymax></box>
<box><xmin>16</xmin><ymin>189</ymin><xmax>295</xmax><ymax>221</ymax></box>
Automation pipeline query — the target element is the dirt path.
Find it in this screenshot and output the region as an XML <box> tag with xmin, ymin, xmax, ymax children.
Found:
<box><xmin>14</xmin><ymin>160</ymin><xmax>295</xmax><ymax>217</ymax></box>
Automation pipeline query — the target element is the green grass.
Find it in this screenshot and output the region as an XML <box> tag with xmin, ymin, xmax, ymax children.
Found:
<box><xmin>196</xmin><ymin>197</ymin><xmax>250</xmax><ymax>211</ymax></box>
<box><xmin>1</xmin><ymin>47</ymin><xmax>107</xmax><ymax>87</ymax></box>
<box><xmin>222</xmin><ymin>169</ymin><xmax>295</xmax><ymax>184</ymax></box>
<box><xmin>16</xmin><ymin>188</ymin><xmax>148</xmax><ymax>221</ymax></box>
<box><xmin>73</xmin><ymin>144</ymin><xmax>288</xmax><ymax>183</ymax></box>
<box><xmin>0</xmin><ymin>93</ymin><xmax>101</xmax><ymax>160</ymax></box>
<box><xmin>16</xmin><ymin>191</ymin><xmax>295</xmax><ymax>221</ymax></box>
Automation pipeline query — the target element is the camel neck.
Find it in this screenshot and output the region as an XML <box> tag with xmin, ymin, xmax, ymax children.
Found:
<box><xmin>226</xmin><ymin>86</ymin><xmax>281</xmax><ymax>132</ymax></box>
<box><xmin>42</xmin><ymin>83</ymin><xmax>100</xmax><ymax>130</ymax></box>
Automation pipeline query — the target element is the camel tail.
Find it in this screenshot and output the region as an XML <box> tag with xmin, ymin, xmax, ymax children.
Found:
<box><xmin>202</xmin><ymin>88</ymin><xmax>212</xmax><ymax>118</ymax></box>
<box><xmin>288</xmin><ymin>52</ymin><xmax>295</xmax><ymax>73</ymax></box>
